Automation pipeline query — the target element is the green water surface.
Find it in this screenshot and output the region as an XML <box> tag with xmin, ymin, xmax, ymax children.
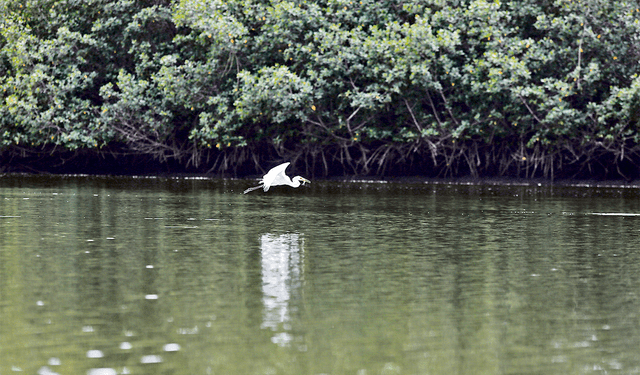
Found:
<box><xmin>1</xmin><ymin>176</ymin><xmax>640</xmax><ymax>375</ymax></box>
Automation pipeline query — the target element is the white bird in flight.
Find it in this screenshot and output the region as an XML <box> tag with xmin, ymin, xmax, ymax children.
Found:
<box><xmin>243</xmin><ymin>162</ymin><xmax>311</xmax><ymax>194</ymax></box>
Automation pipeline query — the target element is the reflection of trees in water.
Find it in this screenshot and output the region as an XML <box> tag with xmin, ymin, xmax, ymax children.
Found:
<box><xmin>260</xmin><ymin>233</ymin><xmax>303</xmax><ymax>346</ymax></box>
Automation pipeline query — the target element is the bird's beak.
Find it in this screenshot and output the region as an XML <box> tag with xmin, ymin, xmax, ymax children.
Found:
<box><xmin>301</xmin><ymin>178</ymin><xmax>311</xmax><ymax>185</ymax></box>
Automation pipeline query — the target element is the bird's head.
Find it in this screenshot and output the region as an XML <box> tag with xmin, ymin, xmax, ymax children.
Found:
<box><xmin>293</xmin><ymin>176</ymin><xmax>311</xmax><ymax>186</ymax></box>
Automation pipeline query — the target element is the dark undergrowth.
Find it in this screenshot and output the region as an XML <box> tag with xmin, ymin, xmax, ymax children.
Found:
<box><xmin>2</xmin><ymin>140</ymin><xmax>639</xmax><ymax>183</ymax></box>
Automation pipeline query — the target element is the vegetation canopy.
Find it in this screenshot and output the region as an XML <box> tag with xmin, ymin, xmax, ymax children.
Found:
<box><xmin>2</xmin><ymin>0</ymin><xmax>640</xmax><ymax>179</ymax></box>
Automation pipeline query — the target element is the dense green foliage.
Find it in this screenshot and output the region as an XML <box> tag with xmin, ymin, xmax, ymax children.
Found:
<box><xmin>2</xmin><ymin>0</ymin><xmax>640</xmax><ymax>177</ymax></box>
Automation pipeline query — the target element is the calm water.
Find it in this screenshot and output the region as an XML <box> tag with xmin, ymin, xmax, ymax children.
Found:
<box><xmin>1</xmin><ymin>175</ymin><xmax>640</xmax><ymax>375</ymax></box>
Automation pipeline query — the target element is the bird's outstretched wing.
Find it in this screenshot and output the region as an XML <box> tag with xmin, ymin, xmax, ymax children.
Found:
<box><xmin>263</xmin><ymin>162</ymin><xmax>291</xmax><ymax>190</ymax></box>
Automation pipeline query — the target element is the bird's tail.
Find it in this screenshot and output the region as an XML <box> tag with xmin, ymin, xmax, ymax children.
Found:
<box><xmin>243</xmin><ymin>185</ymin><xmax>263</xmax><ymax>194</ymax></box>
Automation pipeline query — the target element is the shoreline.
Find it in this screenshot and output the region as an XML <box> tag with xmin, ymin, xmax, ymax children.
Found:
<box><xmin>2</xmin><ymin>171</ymin><xmax>640</xmax><ymax>189</ymax></box>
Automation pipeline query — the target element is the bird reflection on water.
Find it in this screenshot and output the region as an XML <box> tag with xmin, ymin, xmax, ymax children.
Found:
<box><xmin>260</xmin><ymin>232</ymin><xmax>304</xmax><ymax>346</ymax></box>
